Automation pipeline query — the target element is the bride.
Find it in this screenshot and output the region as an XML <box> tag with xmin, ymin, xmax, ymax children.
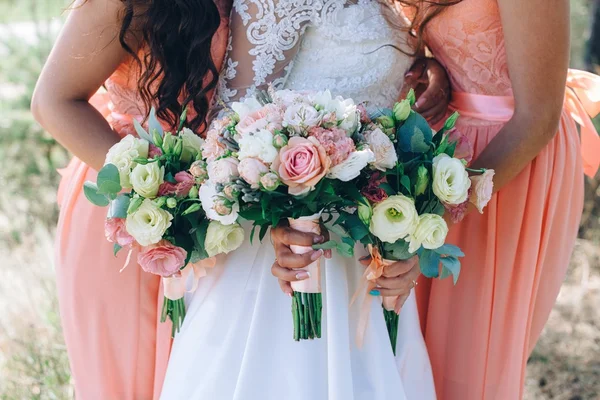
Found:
<box><xmin>161</xmin><ymin>0</ymin><xmax>442</xmax><ymax>399</ymax></box>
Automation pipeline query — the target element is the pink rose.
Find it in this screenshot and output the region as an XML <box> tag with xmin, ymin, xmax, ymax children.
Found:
<box><xmin>202</xmin><ymin>128</ymin><xmax>227</xmax><ymax>163</ymax></box>
<box><xmin>236</xmin><ymin>104</ymin><xmax>283</xmax><ymax>136</ymax></box>
<box><xmin>469</xmin><ymin>169</ymin><xmax>495</xmax><ymax>213</ymax></box>
<box><xmin>446</xmin><ymin>128</ymin><xmax>473</xmax><ymax>163</ymax></box>
<box><xmin>272</xmin><ymin>136</ymin><xmax>332</xmax><ymax>196</ymax></box>
<box><xmin>148</xmin><ymin>144</ymin><xmax>163</xmax><ymax>158</ymax></box>
<box><xmin>309</xmin><ymin>127</ymin><xmax>355</xmax><ymax>166</ymax></box>
<box><xmin>137</xmin><ymin>240</ymin><xmax>187</xmax><ymax>277</ymax></box>
<box><xmin>104</xmin><ymin>217</ymin><xmax>135</xmax><ymax>247</ymax></box>
<box><xmin>238</xmin><ymin>158</ymin><xmax>269</xmax><ymax>188</ymax></box>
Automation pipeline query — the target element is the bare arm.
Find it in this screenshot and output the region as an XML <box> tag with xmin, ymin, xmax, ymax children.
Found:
<box><xmin>31</xmin><ymin>0</ymin><xmax>137</xmax><ymax>170</ymax></box>
<box><xmin>469</xmin><ymin>0</ymin><xmax>570</xmax><ymax>191</ymax></box>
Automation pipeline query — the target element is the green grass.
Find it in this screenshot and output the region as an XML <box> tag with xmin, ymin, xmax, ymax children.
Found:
<box><xmin>0</xmin><ymin>0</ymin><xmax>70</xmax><ymax>23</ymax></box>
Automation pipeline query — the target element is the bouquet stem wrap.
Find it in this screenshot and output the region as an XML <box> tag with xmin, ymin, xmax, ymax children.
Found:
<box><xmin>288</xmin><ymin>214</ymin><xmax>322</xmax><ymax>340</ymax></box>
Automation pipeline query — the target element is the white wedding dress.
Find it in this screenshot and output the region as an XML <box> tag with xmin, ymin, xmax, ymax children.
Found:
<box><xmin>160</xmin><ymin>0</ymin><xmax>436</xmax><ymax>398</ymax></box>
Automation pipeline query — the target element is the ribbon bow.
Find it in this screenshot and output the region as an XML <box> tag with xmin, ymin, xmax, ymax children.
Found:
<box><xmin>163</xmin><ymin>257</ymin><xmax>217</xmax><ymax>301</ymax></box>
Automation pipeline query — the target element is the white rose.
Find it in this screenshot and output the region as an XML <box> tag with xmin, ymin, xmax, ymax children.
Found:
<box><xmin>130</xmin><ymin>162</ymin><xmax>164</xmax><ymax>199</ymax></box>
<box><xmin>199</xmin><ymin>180</ymin><xmax>239</xmax><ymax>225</ymax></box>
<box><xmin>238</xmin><ymin>129</ymin><xmax>278</xmax><ymax>164</ymax></box>
<box><xmin>369</xmin><ymin>195</ymin><xmax>419</xmax><ymax>243</ymax></box>
<box><xmin>125</xmin><ymin>199</ymin><xmax>173</xmax><ymax>246</ymax></box>
<box><xmin>432</xmin><ymin>154</ymin><xmax>471</xmax><ymax>205</ymax></box>
<box><xmin>231</xmin><ymin>97</ymin><xmax>263</xmax><ymax>121</ymax></box>
<box><xmin>365</xmin><ymin>128</ymin><xmax>398</xmax><ymax>171</ymax></box>
<box><xmin>327</xmin><ymin>149</ymin><xmax>375</xmax><ymax>181</ymax></box>
<box><xmin>273</xmin><ymin>89</ymin><xmax>309</xmax><ymax>108</ymax></box>
<box><xmin>282</xmin><ymin>103</ymin><xmax>322</xmax><ymax>133</ymax></box>
<box><xmin>180</xmin><ymin>128</ymin><xmax>205</xmax><ymax>162</ymax></box>
<box><xmin>238</xmin><ymin>158</ymin><xmax>269</xmax><ymax>189</ymax></box>
<box><xmin>207</xmin><ymin>157</ymin><xmax>240</xmax><ymax>184</ymax></box>
<box><xmin>104</xmin><ymin>135</ymin><xmax>149</xmax><ymax>188</ymax></box>
<box><xmin>205</xmin><ymin>221</ymin><xmax>245</xmax><ymax>257</ymax></box>
<box><xmin>408</xmin><ymin>214</ymin><xmax>448</xmax><ymax>253</ymax></box>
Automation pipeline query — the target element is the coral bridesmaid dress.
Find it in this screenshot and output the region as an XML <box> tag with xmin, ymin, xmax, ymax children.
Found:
<box><xmin>415</xmin><ymin>1</ymin><xmax>600</xmax><ymax>398</ymax></box>
<box><xmin>54</xmin><ymin>22</ymin><xmax>229</xmax><ymax>400</ymax></box>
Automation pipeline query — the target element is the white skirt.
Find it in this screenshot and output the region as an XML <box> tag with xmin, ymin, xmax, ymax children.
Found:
<box><xmin>160</xmin><ymin>227</ymin><xmax>436</xmax><ymax>400</ymax></box>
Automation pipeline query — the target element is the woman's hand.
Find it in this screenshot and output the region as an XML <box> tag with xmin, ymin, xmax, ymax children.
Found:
<box><xmin>360</xmin><ymin>255</ymin><xmax>420</xmax><ymax>314</ymax></box>
<box><xmin>270</xmin><ymin>220</ymin><xmax>331</xmax><ymax>296</ymax></box>
<box><xmin>400</xmin><ymin>57</ymin><xmax>451</xmax><ymax>125</ymax></box>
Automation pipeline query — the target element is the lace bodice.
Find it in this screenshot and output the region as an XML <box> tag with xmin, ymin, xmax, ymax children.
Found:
<box><xmin>217</xmin><ymin>0</ymin><xmax>414</xmax><ymax>108</ymax></box>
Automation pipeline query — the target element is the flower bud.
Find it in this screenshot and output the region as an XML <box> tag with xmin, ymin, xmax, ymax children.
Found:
<box><xmin>153</xmin><ymin>196</ymin><xmax>167</xmax><ymax>208</ymax></box>
<box><xmin>173</xmin><ymin>139</ymin><xmax>183</xmax><ymax>159</ymax></box>
<box><xmin>406</xmin><ymin>88</ymin><xmax>416</xmax><ymax>106</ymax></box>
<box><xmin>162</xmin><ymin>133</ymin><xmax>177</xmax><ymax>154</ymax></box>
<box><xmin>213</xmin><ymin>198</ymin><xmax>233</xmax><ymax>216</ymax></box>
<box><xmin>152</xmin><ymin>130</ymin><xmax>163</xmax><ymax>148</ymax></box>
<box><xmin>415</xmin><ymin>165</ymin><xmax>429</xmax><ymax>196</ymax></box>
<box><xmin>223</xmin><ymin>183</ymin><xmax>240</xmax><ymax>201</ymax></box>
<box><xmin>444</xmin><ymin>111</ymin><xmax>460</xmax><ymax>131</ymax></box>
<box><xmin>272</xmin><ymin>132</ymin><xmax>288</xmax><ymax>149</ymax></box>
<box><xmin>182</xmin><ymin>203</ymin><xmax>201</xmax><ymax>216</ymax></box>
<box><xmin>358</xmin><ymin>200</ymin><xmax>373</xmax><ymax>226</ymax></box>
<box><xmin>166</xmin><ymin>197</ymin><xmax>178</xmax><ymax>209</ymax></box>
<box><xmin>375</xmin><ymin>115</ymin><xmax>395</xmax><ymax>129</ymax></box>
<box><xmin>393</xmin><ymin>99</ymin><xmax>411</xmax><ymax>122</ymax></box>
<box><xmin>189</xmin><ymin>160</ymin><xmax>208</xmax><ymax>182</ymax></box>
<box><xmin>127</xmin><ymin>196</ymin><xmax>143</xmax><ymax>214</ymax></box>
<box><xmin>188</xmin><ymin>186</ymin><xmax>199</xmax><ymax>199</ymax></box>
<box><xmin>259</xmin><ymin>172</ymin><xmax>280</xmax><ymax>192</ymax></box>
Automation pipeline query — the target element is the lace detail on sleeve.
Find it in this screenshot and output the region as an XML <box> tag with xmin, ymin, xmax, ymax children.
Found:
<box><xmin>216</xmin><ymin>0</ymin><xmax>323</xmax><ymax>104</ymax></box>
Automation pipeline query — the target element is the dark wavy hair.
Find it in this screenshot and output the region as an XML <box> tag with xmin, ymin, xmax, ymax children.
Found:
<box><xmin>80</xmin><ymin>0</ymin><xmax>224</xmax><ymax>133</ymax></box>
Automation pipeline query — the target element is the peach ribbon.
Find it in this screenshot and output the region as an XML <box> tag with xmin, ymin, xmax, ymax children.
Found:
<box><xmin>449</xmin><ymin>69</ymin><xmax>600</xmax><ymax>177</ymax></box>
<box><xmin>162</xmin><ymin>257</ymin><xmax>217</xmax><ymax>301</ymax></box>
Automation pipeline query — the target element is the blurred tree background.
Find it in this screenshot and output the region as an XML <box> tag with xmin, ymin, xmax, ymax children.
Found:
<box><xmin>0</xmin><ymin>0</ymin><xmax>598</xmax><ymax>399</ymax></box>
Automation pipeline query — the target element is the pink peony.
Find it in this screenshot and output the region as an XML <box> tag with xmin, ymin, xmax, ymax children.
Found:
<box><xmin>272</xmin><ymin>136</ymin><xmax>331</xmax><ymax>196</ymax></box>
<box><xmin>469</xmin><ymin>169</ymin><xmax>495</xmax><ymax>213</ymax></box>
<box><xmin>104</xmin><ymin>217</ymin><xmax>135</xmax><ymax>247</ymax></box>
<box><xmin>446</xmin><ymin>128</ymin><xmax>473</xmax><ymax>163</ymax></box>
<box><xmin>236</xmin><ymin>104</ymin><xmax>283</xmax><ymax>136</ymax></box>
<box><xmin>309</xmin><ymin>127</ymin><xmax>355</xmax><ymax>166</ymax></box>
<box><xmin>137</xmin><ymin>240</ymin><xmax>187</xmax><ymax>277</ymax></box>
<box><xmin>148</xmin><ymin>144</ymin><xmax>163</xmax><ymax>158</ymax></box>
<box><xmin>238</xmin><ymin>158</ymin><xmax>269</xmax><ymax>188</ymax></box>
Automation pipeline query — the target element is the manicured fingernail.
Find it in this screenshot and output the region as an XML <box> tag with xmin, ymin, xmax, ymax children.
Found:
<box><xmin>287</xmin><ymin>292</ymin><xmax>293</xmax><ymax>298</ymax></box>
<box><xmin>415</xmin><ymin>98</ymin><xmax>426</xmax><ymax>108</ymax></box>
<box><xmin>325</xmin><ymin>249</ymin><xmax>332</xmax><ymax>259</ymax></box>
<box><xmin>396</xmin><ymin>307</ymin><xmax>402</xmax><ymax>315</ymax></box>
<box><xmin>359</xmin><ymin>256</ymin><xmax>370</xmax><ymax>261</ymax></box>
<box><xmin>313</xmin><ymin>235</ymin><xmax>324</xmax><ymax>244</ymax></box>
<box><xmin>311</xmin><ymin>250</ymin><xmax>324</xmax><ymax>261</ymax></box>
<box><xmin>296</xmin><ymin>271</ymin><xmax>310</xmax><ymax>280</ymax></box>
<box><xmin>369</xmin><ymin>289</ymin><xmax>380</xmax><ymax>296</ymax></box>
<box><xmin>405</xmin><ymin>71</ymin><xmax>414</xmax><ymax>78</ymax></box>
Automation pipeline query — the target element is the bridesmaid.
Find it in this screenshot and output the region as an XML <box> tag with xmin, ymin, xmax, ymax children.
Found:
<box><xmin>406</xmin><ymin>0</ymin><xmax>600</xmax><ymax>398</ymax></box>
<box><xmin>31</xmin><ymin>0</ymin><xmax>230</xmax><ymax>398</ymax></box>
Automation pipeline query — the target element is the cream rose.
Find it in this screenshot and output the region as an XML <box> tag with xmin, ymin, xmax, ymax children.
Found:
<box><xmin>369</xmin><ymin>195</ymin><xmax>419</xmax><ymax>243</ymax></box>
<box><xmin>104</xmin><ymin>135</ymin><xmax>149</xmax><ymax>188</ymax></box>
<box><xmin>238</xmin><ymin>158</ymin><xmax>269</xmax><ymax>188</ymax></box>
<box><xmin>365</xmin><ymin>128</ymin><xmax>397</xmax><ymax>171</ymax></box>
<box><xmin>432</xmin><ymin>154</ymin><xmax>471</xmax><ymax>205</ymax></box>
<box><xmin>199</xmin><ymin>181</ymin><xmax>239</xmax><ymax>225</ymax></box>
<box><xmin>237</xmin><ymin>129</ymin><xmax>278</xmax><ymax>164</ymax></box>
<box><xmin>126</xmin><ymin>199</ymin><xmax>173</xmax><ymax>246</ymax></box>
<box><xmin>130</xmin><ymin>162</ymin><xmax>165</xmax><ymax>199</ymax></box>
<box><xmin>180</xmin><ymin>128</ymin><xmax>205</xmax><ymax>162</ymax></box>
<box><xmin>207</xmin><ymin>157</ymin><xmax>240</xmax><ymax>184</ymax></box>
<box><xmin>205</xmin><ymin>221</ymin><xmax>245</xmax><ymax>257</ymax></box>
<box><xmin>326</xmin><ymin>149</ymin><xmax>375</xmax><ymax>182</ymax></box>
<box><xmin>408</xmin><ymin>213</ymin><xmax>448</xmax><ymax>253</ymax></box>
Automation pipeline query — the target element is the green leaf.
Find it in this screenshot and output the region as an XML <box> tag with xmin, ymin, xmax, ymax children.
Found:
<box><xmin>259</xmin><ymin>224</ymin><xmax>269</xmax><ymax>242</ymax></box>
<box><xmin>439</xmin><ymin>265</ymin><xmax>452</xmax><ymax>280</ymax></box>
<box><xmin>444</xmin><ymin>111</ymin><xmax>460</xmax><ymax>131</ymax></box>
<box><xmin>434</xmin><ymin>244</ymin><xmax>465</xmax><ymax>258</ymax></box>
<box><xmin>113</xmin><ymin>243</ymin><xmax>123</xmax><ymax>256</ymax></box>
<box><xmin>406</xmin><ymin>88</ymin><xmax>417</xmax><ymax>106</ymax></box>
<box><xmin>312</xmin><ymin>240</ymin><xmax>338</xmax><ymax>251</ymax></box>
<box><xmin>379</xmin><ymin>182</ymin><xmax>396</xmax><ymax>195</ymax></box>
<box><xmin>400</xmin><ymin>175</ymin><xmax>412</xmax><ymax>195</ymax></box>
<box><xmin>336</xmin><ymin>242</ymin><xmax>354</xmax><ymax>257</ymax></box>
<box><xmin>148</xmin><ymin>107</ymin><xmax>164</xmax><ymax>138</ymax></box>
<box><xmin>127</xmin><ymin>197</ymin><xmax>143</xmax><ymax>214</ymax></box>
<box><xmin>83</xmin><ymin>181</ymin><xmax>110</xmax><ymax>207</ymax></box>
<box><xmin>108</xmin><ymin>194</ymin><xmax>130</xmax><ymax>219</ymax></box>
<box><xmin>97</xmin><ymin>164</ymin><xmax>122</xmax><ymax>195</ymax></box>
<box><xmin>419</xmin><ymin>249</ymin><xmax>440</xmax><ymax>278</ymax></box>
<box><xmin>382</xmin><ymin>240</ymin><xmax>414</xmax><ymax>260</ymax></box>
<box><xmin>397</xmin><ymin>111</ymin><xmax>433</xmax><ymax>154</ymax></box>
<box><xmin>440</xmin><ymin>256</ymin><xmax>461</xmax><ymax>284</ymax></box>
<box><xmin>193</xmin><ymin>220</ymin><xmax>210</xmax><ymax>260</ymax></box>
<box><xmin>344</xmin><ymin>214</ymin><xmax>370</xmax><ymax>241</ymax></box>
<box><xmin>328</xmin><ymin>224</ymin><xmax>348</xmax><ymax>239</ymax></box>
<box><xmin>432</xmin><ymin>201</ymin><xmax>445</xmax><ymax>216</ymax></box>
<box><xmin>133</xmin><ymin>118</ymin><xmax>154</xmax><ymax>144</ymax></box>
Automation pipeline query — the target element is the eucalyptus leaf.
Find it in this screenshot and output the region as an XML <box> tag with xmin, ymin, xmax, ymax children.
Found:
<box><xmin>83</xmin><ymin>182</ymin><xmax>110</xmax><ymax>207</ymax></box>
<box><xmin>383</xmin><ymin>240</ymin><xmax>414</xmax><ymax>260</ymax></box>
<box><xmin>97</xmin><ymin>164</ymin><xmax>122</xmax><ymax>195</ymax></box>
<box><xmin>419</xmin><ymin>249</ymin><xmax>440</xmax><ymax>278</ymax></box>
<box><xmin>397</xmin><ymin>111</ymin><xmax>433</xmax><ymax>154</ymax></box>
<box><xmin>440</xmin><ymin>256</ymin><xmax>461</xmax><ymax>284</ymax></box>
<box><xmin>108</xmin><ymin>194</ymin><xmax>130</xmax><ymax>219</ymax></box>
<box><xmin>132</xmin><ymin>118</ymin><xmax>154</xmax><ymax>144</ymax></box>
<box><xmin>336</xmin><ymin>242</ymin><xmax>354</xmax><ymax>257</ymax></box>
<box><xmin>148</xmin><ymin>107</ymin><xmax>164</xmax><ymax>138</ymax></box>
<box><xmin>434</xmin><ymin>244</ymin><xmax>465</xmax><ymax>258</ymax></box>
<box><xmin>113</xmin><ymin>244</ymin><xmax>122</xmax><ymax>257</ymax></box>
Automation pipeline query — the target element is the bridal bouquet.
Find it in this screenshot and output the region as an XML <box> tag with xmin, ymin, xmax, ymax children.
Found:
<box><xmin>329</xmin><ymin>90</ymin><xmax>495</xmax><ymax>353</ymax></box>
<box><xmin>84</xmin><ymin>109</ymin><xmax>244</xmax><ymax>336</ymax></box>
<box><xmin>201</xmin><ymin>89</ymin><xmax>376</xmax><ymax>341</ymax></box>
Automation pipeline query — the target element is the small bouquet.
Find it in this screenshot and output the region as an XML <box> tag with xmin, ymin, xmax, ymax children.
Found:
<box><xmin>201</xmin><ymin>89</ymin><xmax>376</xmax><ymax>340</ymax></box>
<box><xmin>331</xmin><ymin>90</ymin><xmax>495</xmax><ymax>353</ymax></box>
<box><xmin>84</xmin><ymin>109</ymin><xmax>244</xmax><ymax>336</ymax></box>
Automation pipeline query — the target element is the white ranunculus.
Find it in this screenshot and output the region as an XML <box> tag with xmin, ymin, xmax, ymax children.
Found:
<box><xmin>432</xmin><ymin>154</ymin><xmax>471</xmax><ymax>205</ymax></box>
<box><xmin>369</xmin><ymin>195</ymin><xmax>419</xmax><ymax>243</ymax></box>
<box><xmin>180</xmin><ymin>128</ymin><xmax>205</xmax><ymax>162</ymax></box>
<box><xmin>130</xmin><ymin>162</ymin><xmax>164</xmax><ymax>199</ymax></box>
<box><xmin>207</xmin><ymin>157</ymin><xmax>240</xmax><ymax>185</ymax></box>
<box><xmin>199</xmin><ymin>180</ymin><xmax>239</xmax><ymax>225</ymax></box>
<box><xmin>327</xmin><ymin>149</ymin><xmax>375</xmax><ymax>181</ymax></box>
<box><xmin>231</xmin><ymin>97</ymin><xmax>263</xmax><ymax>121</ymax></box>
<box><xmin>408</xmin><ymin>213</ymin><xmax>448</xmax><ymax>253</ymax></box>
<box><xmin>125</xmin><ymin>199</ymin><xmax>173</xmax><ymax>246</ymax></box>
<box><xmin>205</xmin><ymin>220</ymin><xmax>245</xmax><ymax>257</ymax></box>
<box><xmin>104</xmin><ymin>135</ymin><xmax>149</xmax><ymax>188</ymax></box>
<box><xmin>365</xmin><ymin>128</ymin><xmax>398</xmax><ymax>171</ymax></box>
<box><xmin>237</xmin><ymin>129</ymin><xmax>278</xmax><ymax>164</ymax></box>
<box><xmin>282</xmin><ymin>103</ymin><xmax>322</xmax><ymax>133</ymax></box>
<box><xmin>312</xmin><ymin>90</ymin><xmax>358</xmax><ymax>132</ymax></box>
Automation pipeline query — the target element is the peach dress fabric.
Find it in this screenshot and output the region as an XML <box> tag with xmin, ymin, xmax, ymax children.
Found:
<box><xmin>415</xmin><ymin>1</ymin><xmax>600</xmax><ymax>399</ymax></box>
<box><xmin>54</xmin><ymin>20</ymin><xmax>229</xmax><ymax>400</ymax></box>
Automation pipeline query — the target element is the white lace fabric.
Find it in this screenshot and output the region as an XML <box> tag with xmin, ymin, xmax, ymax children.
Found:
<box><xmin>217</xmin><ymin>0</ymin><xmax>414</xmax><ymax>107</ymax></box>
